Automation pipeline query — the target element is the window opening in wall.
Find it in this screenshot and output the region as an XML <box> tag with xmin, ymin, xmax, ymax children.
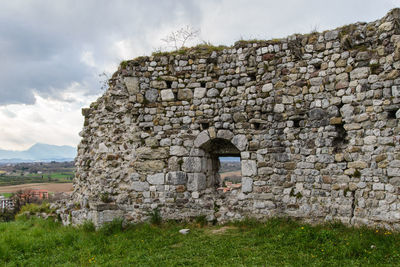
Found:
<box><xmin>218</xmin><ymin>157</ymin><xmax>242</xmax><ymax>192</ymax></box>
<box><xmin>200</xmin><ymin>138</ymin><xmax>241</xmax><ymax>192</ymax></box>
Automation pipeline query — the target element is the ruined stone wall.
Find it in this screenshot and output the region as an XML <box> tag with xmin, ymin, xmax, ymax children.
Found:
<box><xmin>62</xmin><ymin>9</ymin><xmax>400</xmax><ymax>229</ymax></box>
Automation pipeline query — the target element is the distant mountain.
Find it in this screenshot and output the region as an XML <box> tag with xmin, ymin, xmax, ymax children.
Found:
<box><xmin>0</xmin><ymin>143</ymin><xmax>76</xmax><ymax>163</ymax></box>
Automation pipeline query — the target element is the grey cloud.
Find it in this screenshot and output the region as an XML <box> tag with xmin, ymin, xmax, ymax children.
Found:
<box><xmin>0</xmin><ymin>0</ymin><xmax>203</xmax><ymax>105</ymax></box>
<box><xmin>1</xmin><ymin>109</ymin><xmax>17</xmax><ymax>118</ymax></box>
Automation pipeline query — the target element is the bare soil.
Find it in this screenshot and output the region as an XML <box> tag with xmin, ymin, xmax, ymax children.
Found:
<box><xmin>0</xmin><ymin>183</ymin><xmax>73</xmax><ymax>193</ymax></box>
<box><xmin>220</xmin><ymin>171</ymin><xmax>241</xmax><ymax>179</ymax></box>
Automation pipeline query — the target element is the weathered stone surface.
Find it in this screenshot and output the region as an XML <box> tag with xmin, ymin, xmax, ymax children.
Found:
<box><xmin>145</xmin><ymin>89</ymin><xmax>159</xmax><ymax>102</ymax></box>
<box><xmin>150</xmin><ymin>80</ymin><xmax>167</xmax><ymax>89</ymax></box>
<box><xmin>241</xmin><ymin>160</ymin><xmax>257</xmax><ymax>176</ymax></box>
<box><xmin>348</xmin><ymin>161</ymin><xmax>368</xmax><ymax>169</ymax></box>
<box><xmin>177</xmin><ymin>89</ymin><xmax>193</xmax><ymax>100</ymax></box>
<box><xmin>124</xmin><ymin>77</ymin><xmax>139</xmax><ymax>95</ymax></box>
<box><xmin>194</xmin><ymin>87</ymin><xmax>207</xmax><ymax>98</ymax></box>
<box><xmin>187</xmin><ymin>173</ymin><xmax>206</xmax><ymax>191</ymax></box>
<box><xmin>182</xmin><ymin>157</ymin><xmax>202</xmax><ymax>172</ymax></box>
<box><xmin>131</xmin><ymin>182</ymin><xmax>149</xmax><ymax>191</ymax></box>
<box><xmin>167</xmin><ymin>171</ymin><xmax>187</xmax><ymax>185</ymax></box>
<box><xmin>136</xmin><ymin>147</ymin><xmax>169</xmax><ymax>159</ymax></box>
<box><xmin>274</xmin><ymin>104</ymin><xmax>285</xmax><ymax>113</ymax></box>
<box><xmin>98</xmin><ymin>143</ymin><xmax>109</xmax><ymax>153</ymax></box>
<box><xmin>131</xmin><ymin>161</ymin><xmax>165</xmax><ymax>172</ymax></box>
<box><xmin>161</xmin><ymin>89</ymin><xmax>175</xmax><ymax>101</ymax></box>
<box><xmin>170</xmin><ymin>146</ymin><xmax>188</xmax><ymax>156</ymax></box>
<box><xmin>194</xmin><ymin>131</ymin><xmax>210</xmax><ymax>147</ymax></box>
<box><xmin>206</xmin><ymin>88</ymin><xmax>219</xmax><ymax>97</ymax></box>
<box><xmin>308</xmin><ymin>108</ymin><xmax>326</xmax><ymax>120</ymax></box>
<box><xmin>350</xmin><ymin>67</ymin><xmax>370</xmax><ymax>80</ymax></box>
<box><xmin>242</xmin><ymin>177</ymin><xmax>253</xmax><ymax>193</ymax></box>
<box><xmin>147</xmin><ymin>173</ymin><xmax>164</xmax><ymax>185</ymax></box>
<box><xmin>231</xmin><ymin>135</ymin><xmax>247</xmax><ymax>151</ymax></box>
<box><xmin>217</xmin><ymin>130</ymin><xmax>233</xmax><ymax>140</ymax></box>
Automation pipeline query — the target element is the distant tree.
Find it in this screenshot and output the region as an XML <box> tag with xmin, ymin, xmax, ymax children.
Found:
<box><xmin>161</xmin><ymin>25</ymin><xmax>200</xmax><ymax>50</ymax></box>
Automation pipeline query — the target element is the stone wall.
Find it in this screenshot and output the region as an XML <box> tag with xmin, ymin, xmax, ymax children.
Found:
<box><xmin>61</xmin><ymin>9</ymin><xmax>400</xmax><ymax>230</ymax></box>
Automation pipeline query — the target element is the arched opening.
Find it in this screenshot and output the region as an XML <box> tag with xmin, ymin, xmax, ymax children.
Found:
<box><xmin>200</xmin><ymin>138</ymin><xmax>242</xmax><ymax>191</ymax></box>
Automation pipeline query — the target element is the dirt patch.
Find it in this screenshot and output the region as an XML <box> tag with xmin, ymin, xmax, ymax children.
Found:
<box><xmin>209</xmin><ymin>226</ymin><xmax>237</xmax><ymax>235</ymax></box>
<box><xmin>220</xmin><ymin>171</ymin><xmax>241</xmax><ymax>179</ymax></box>
<box><xmin>0</xmin><ymin>183</ymin><xmax>73</xmax><ymax>194</ymax></box>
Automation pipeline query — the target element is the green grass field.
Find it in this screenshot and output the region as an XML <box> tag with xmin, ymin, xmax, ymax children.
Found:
<box><xmin>0</xmin><ymin>217</ymin><xmax>399</xmax><ymax>266</ymax></box>
<box><xmin>0</xmin><ymin>193</ymin><xmax>12</xmax><ymax>198</ymax></box>
<box><xmin>0</xmin><ymin>172</ymin><xmax>74</xmax><ymax>186</ymax></box>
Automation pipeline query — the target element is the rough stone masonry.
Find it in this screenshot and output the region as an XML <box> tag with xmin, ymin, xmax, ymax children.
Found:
<box><xmin>59</xmin><ymin>9</ymin><xmax>400</xmax><ymax>230</ymax></box>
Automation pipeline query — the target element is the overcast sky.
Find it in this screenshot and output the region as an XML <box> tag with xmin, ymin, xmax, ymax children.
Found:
<box><xmin>0</xmin><ymin>0</ymin><xmax>398</xmax><ymax>150</ymax></box>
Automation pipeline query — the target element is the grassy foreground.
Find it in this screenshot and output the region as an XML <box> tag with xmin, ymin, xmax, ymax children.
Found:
<box><xmin>0</xmin><ymin>217</ymin><xmax>399</xmax><ymax>266</ymax></box>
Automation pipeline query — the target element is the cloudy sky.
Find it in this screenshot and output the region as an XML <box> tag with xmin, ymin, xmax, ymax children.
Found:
<box><xmin>0</xmin><ymin>0</ymin><xmax>398</xmax><ymax>150</ymax></box>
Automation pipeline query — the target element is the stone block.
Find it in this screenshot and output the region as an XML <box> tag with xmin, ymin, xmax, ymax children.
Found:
<box><xmin>347</xmin><ymin>161</ymin><xmax>368</xmax><ymax>169</ymax></box>
<box><xmin>194</xmin><ymin>87</ymin><xmax>207</xmax><ymax>98</ymax></box>
<box><xmin>364</xmin><ymin>136</ymin><xmax>377</xmax><ymax>145</ymax></box>
<box><xmin>124</xmin><ymin>77</ymin><xmax>139</xmax><ymax>95</ymax></box>
<box><xmin>147</xmin><ymin>173</ymin><xmax>164</xmax><ymax>185</ymax></box>
<box><xmin>161</xmin><ymin>89</ymin><xmax>175</xmax><ymax>101</ymax></box>
<box><xmin>131</xmin><ymin>160</ymin><xmax>165</xmax><ymax>172</ymax></box>
<box><xmin>96</xmin><ymin>210</ymin><xmax>124</xmax><ymax>226</ymax></box>
<box><xmin>145</xmin><ymin>89</ymin><xmax>159</xmax><ymax>102</ymax></box>
<box><xmin>389</xmin><ymin>177</ymin><xmax>400</xmax><ymax>185</ymax></box>
<box><xmin>217</xmin><ymin>130</ymin><xmax>233</xmax><ymax>140</ymax></box>
<box><xmin>194</xmin><ymin>131</ymin><xmax>210</xmax><ymax>147</ymax></box>
<box><xmin>177</xmin><ymin>89</ymin><xmax>193</xmax><ymax>100</ymax></box>
<box><xmin>350</xmin><ymin>67</ymin><xmax>369</xmax><ymax>80</ymax></box>
<box><xmin>170</xmin><ymin>146</ymin><xmax>188</xmax><ymax>156</ymax></box>
<box><xmin>98</xmin><ymin>143</ymin><xmax>109</xmax><ymax>153</ymax></box>
<box><xmin>206</xmin><ymin>88</ymin><xmax>219</xmax><ymax>97</ymax></box>
<box><xmin>389</xmin><ymin>160</ymin><xmax>400</xmax><ymax>168</ymax></box>
<box><xmin>242</xmin><ymin>177</ymin><xmax>253</xmax><ymax>193</ymax></box>
<box><xmin>335</xmin><ymin>175</ymin><xmax>350</xmax><ymax>183</ymax></box>
<box><xmin>131</xmin><ymin>181</ymin><xmax>149</xmax><ymax>191</ymax></box>
<box><xmin>274</xmin><ymin>104</ymin><xmax>285</xmax><ymax>113</ymax></box>
<box><xmin>182</xmin><ymin>157</ymin><xmax>202</xmax><ymax>172</ymax></box>
<box><xmin>187</xmin><ymin>173</ymin><xmax>206</xmax><ymax>191</ymax></box>
<box><xmin>330</xmin><ymin>117</ymin><xmax>342</xmax><ymax>125</ymax></box>
<box><xmin>324</xmin><ymin>30</ymin><xmax>339</xmax><ymax>40</ymax></box>
<box><xmin>241</xmin><ymin>160</ymin><xmax>257</xmax><ymax>176</ymax></box>
<box><xmin>308</xmin><ymin>108</ymin><xmax>326</xmax><ymax>120</ymax></box>
<box><xmin>231</xmin><ymin>135</ymin><xmax>248</xmax><ymax>151</ymax></box>
<box><xmin>136</xmin><ymin>147</ymin><xmax>169</xmax><ymax>159</ymax></box>
<box><xmin>150</xmin><ymin>80</ymin><xmax>167</xmax><ymax>89</ymax></box>
<box><xmin>167</xmin><ymin>171</ymin><xmax>187</xmax><ymax>185</ymax></box>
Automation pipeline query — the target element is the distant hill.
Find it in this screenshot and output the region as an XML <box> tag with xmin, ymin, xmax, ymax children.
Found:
<box><xmin>0</xmin><ymin>143</ymin><xmax>76</xmax><ymax>163</ymax></box>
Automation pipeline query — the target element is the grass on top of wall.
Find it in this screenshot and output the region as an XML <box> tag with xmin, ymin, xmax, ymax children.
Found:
<box><xmin>0</xmin><ymin>216</ymin><xmax>400</xmax><ymax>266</ymax></box>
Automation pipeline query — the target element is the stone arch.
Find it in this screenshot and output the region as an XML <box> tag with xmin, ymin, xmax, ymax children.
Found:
<box><xmin>200</xmin><ymin>137</ymin><xmax>241</xmax><ymax>189</ymax></box>
<box><xmin>189</xmin><ymin>129</ymin><xmax>248</xmax><ymax>192</ymax></box>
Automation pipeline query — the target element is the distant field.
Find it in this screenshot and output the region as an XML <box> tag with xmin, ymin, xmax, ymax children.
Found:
<box><xmin>220</xmin><ymin>171</ymin><xmax>241</xmax><ymax>179</ymax></box>
<box><xmin>0</xmin><ymin>172</ymin><xmax>74</xmax><ymax>186</ymax></box>
<box><xmin>0</xmin><ymin>183</ymin><xmax>73</xmax><ymax>194</ymax></box>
